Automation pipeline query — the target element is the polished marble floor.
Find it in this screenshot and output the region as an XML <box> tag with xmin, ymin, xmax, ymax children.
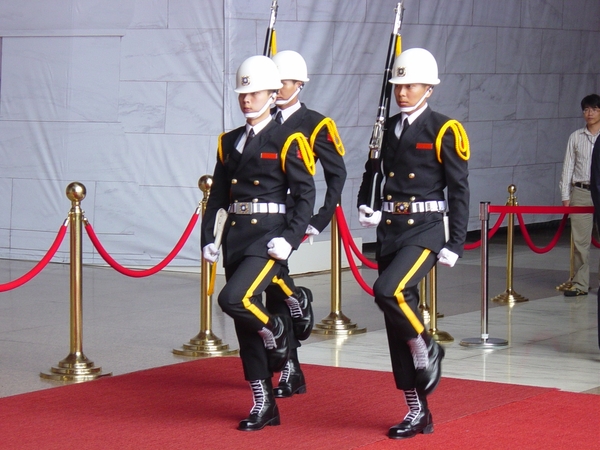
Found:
<box><xmin>0</xmin><ymin>227</ymin><xmax>598</xmax><ymax>398</ymax></box>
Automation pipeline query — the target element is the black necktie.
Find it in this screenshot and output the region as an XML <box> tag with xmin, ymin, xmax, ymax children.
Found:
<box><xmin>244</xmin><ymin>128</ymin><xmax>255</xmax><ymax>149</ymax></box>
<box><xmin>399</xmin><ymin>118</ymin><xmax>410</xmax><ymax>140</ymax></box>
<box><xmin>275</xmin><ymin>111</ymin><xmax>284</xmax><ymax>124</ymax></box>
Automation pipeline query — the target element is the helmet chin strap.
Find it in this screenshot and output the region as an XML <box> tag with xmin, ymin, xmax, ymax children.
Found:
<box><xmin>244</xmin><ymin>93</ymin><xmax>277</xmax><ymax>119</ymax></box>
<box><xmin>399</xmin><ymin>87</ymin><xmax>432</xmax><ymax>114</ymax></box>
<box><xmin>274</xmin><ymin>85</ymin><xmax>302</xmax><ymax>107</ymax></box>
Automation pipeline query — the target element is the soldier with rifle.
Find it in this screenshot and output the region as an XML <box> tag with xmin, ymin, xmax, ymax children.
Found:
<box><xmin>264</xmin><ymin>49</ymin><xmax>347</xmax><ymax>399</ymax></box>
<box><xmin>201</xmin><ymin>54</ymin><xmax>315</xmax><ymax>431</ymax></box>
<box><xmin>357</xmin><ymin>47</ymin><xmax>470</xmax><ymax>439</ymax></box>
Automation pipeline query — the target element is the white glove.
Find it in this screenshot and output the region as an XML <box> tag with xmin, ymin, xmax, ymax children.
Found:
<box><xmin>305</xmin><ymin>224</ymin><xmax>319</xmax><ymax>245</ymax></box>
<box><xmin>267</xmin><ymin>237</ymin><xmax>293</xmax><ymax>260</ymax></box>
<box><xmin>437</xmin><ymin>248</ymin><xmax>459</xmax><ymax>267</ymax></box>
<box><xmin>306</xmin><ymin>224</ymin><xmax>320</xmax><ymax>236</ymax></box>
<box><xmin>202</xmin><ymin>243</ymin><xmax>220</xmax><ymax>263</ymax></box>
<box><xmin>358</xmin><ymin>205</ymin><xmax>382</xmax><ymax>228</ymax></box>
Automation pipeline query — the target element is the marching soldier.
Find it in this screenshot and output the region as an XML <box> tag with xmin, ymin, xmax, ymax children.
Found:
<box><xmin>357</xmin><ymin>48</ymin><xmax>470</xmax><ymax>439</ymax></box>
<box><xmin>201</xmin><ymin>55</ymin><xmax>316</xmax><ymax>431</ymax></box>
<box><xmin>265</xmin><ymin>50</ymin><xmax>347</xmax><ymax>398</ymax></box>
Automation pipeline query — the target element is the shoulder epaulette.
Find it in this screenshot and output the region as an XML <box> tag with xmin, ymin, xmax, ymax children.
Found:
<box><xmin>217</xmin><ymin>132</ymin><xmax>227</xmax><ymax>164</ymax></box>
<box><xmin>281</xmin><ymin>132</ymin><xmax>316</xmax><ymax>175</ymax></box>
<box><xmin>435</xmin><ymin>119</ymin><xmax>470</xmax><ymax>163</ymax></box>
<box><xmin>310</xmin><ymin>117</ymin><xmax>345</xmax><ymax>156</ymax></box>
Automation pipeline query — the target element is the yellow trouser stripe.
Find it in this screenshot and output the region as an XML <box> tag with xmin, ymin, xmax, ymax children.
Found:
<box><xmin>272</xmin><ymin>275</ymin><xmax>293</xmax><ymax>297</ymax></box>
<box><xmin>393</xmin><ymin>249</ymin><xmax>431</xmax><ymax>334</ymax></box>
<box><xmin>242</xmin><ymin>259</ymin><xmax>276</xmax><ymax>324</ymax></box>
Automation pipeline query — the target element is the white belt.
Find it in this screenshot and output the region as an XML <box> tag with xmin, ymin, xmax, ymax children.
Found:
<box><xmin>382</xmin><ymin>200</ymin><xmax>446</xmax><ymax>215</ymax></box>
<box><xmin>228</xmin><ymin>202</ymin><xmax>286</xmax><ymax>215</ymax></box>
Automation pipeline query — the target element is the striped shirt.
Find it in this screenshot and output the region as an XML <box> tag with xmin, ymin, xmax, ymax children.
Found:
<box><xmin>559</xmin><ymin>127</ymin><xmax>600</xmax><ymax>201</ymax></box>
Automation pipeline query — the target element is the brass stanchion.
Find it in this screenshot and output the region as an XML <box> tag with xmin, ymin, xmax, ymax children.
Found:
<box><xmin>461</xmin><ymin>202</ymin><xmax>508</xmax><ymax>348</ymax></box>
<box><xmin>556</xmin><ymin>233</ymin><xmax>574</xmax><ymax>291</ymax></box>
<box><xmin>492</xmin><ymin>184</ymin><xmax>528</xmax><ymax>303</ymax></box>
<box><xmin>173</xmin><ymin>176</ymin><xmax>237</xmax><ymax>357</ymax></box>
<box><xmin>312</xmin><ymin>209</ymin><xmax>366</xmax><ymax>335</ymax></box>
<box><xmin>41</xmin><ymin>182</ymin><xmax>111</xmax><ymax>382</ymax></box>
<box><xmin>427</xmin><ymin>264</ymin><xmax>453</xmax><ymax>343</ymax></box>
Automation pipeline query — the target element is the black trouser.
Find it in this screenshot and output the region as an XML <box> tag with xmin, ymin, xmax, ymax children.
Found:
<box><xmin>373</xmin><ymin>245</ymin><xmax>437</xmax><ymax>390</ymax></box>
<box><xmin>265</xmin><ymin>267</ymin><xmax>301</xmax><ymax>351</ymax></box>
<box><xmin>220</xmin><ymin>256</ymin><xmax>289</xmax><ymax>381</ymax></box>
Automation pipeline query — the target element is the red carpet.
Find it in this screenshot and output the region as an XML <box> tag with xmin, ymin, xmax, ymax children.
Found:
<box><xmin>0</xmin><ymin>357</ymin><xmax>598</xmax><ymax>449</ymax></box>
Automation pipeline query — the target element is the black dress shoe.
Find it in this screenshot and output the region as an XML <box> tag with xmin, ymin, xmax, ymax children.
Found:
<box><xmin>238</xmin><ymin>379</ymin><xmax>280</xmax><ymax>431</ymax></box>
<box><xmin>266</xmin><ymin>315</ymin><xmax>292</xmax><ymax>373</ymax></box>
<box><xmin>274</xmin><ymin>357</ymin><xmax>307</xmax><ymax>398</ymax></box>
<box><xmin>415</xmin><ymin>339</ymin><xmax>445</xmax><ymax>395</ymax></box>
<box><xmin>388</xmin><ymin>410</ymin><xmax>433</xmax><ymax>439</ymax></box>
<box><xmin>388</xmin><ymin>389</ymin><xmax>433</xmax><ymax>439</ymax></box>
<box><xmin>286</xmin><ymin>287</ymin><xmax>314</xmax><ymax>341</ymax></box>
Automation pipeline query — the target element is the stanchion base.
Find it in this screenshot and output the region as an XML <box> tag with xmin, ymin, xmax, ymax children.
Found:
<box><xmin>429</xmin><ymin>329</ymin><xmax>454</xmax><ymax>343</ymax></box>
<box><xmin>492</xmin><ymin>290</ymin><xmax>528</xmax><ymax>303</ymax></box>
<box><xmin>311</xmin><ymin>312</ymin><xmax>366</xmax><ymax>336</ymax></box>
<box><xmin>173</xmin><ymin>331</ymin><xmax>238</xmax><ymax>357</ymax></box>
<box><xmin>555</xmin><ymin>280</ymin><xmax>573</xmax><ymax>291</ymax></box>
<box><xmin>459</xmin><ymin>337</ymin><xmax>509</xmax><ymax>348</ymax></box>
<box><xmin>40</xmin><ymin>352</ymin><xmax>111</xmax><ymax>382</ymax></box>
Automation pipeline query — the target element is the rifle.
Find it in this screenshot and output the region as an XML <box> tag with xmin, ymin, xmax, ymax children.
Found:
<box><xmin>263</xmin><ymin>0</ymin><xmax>279</xmax><ymax>57</ymax></box>
<box><xmin>366</xmin><ymin>2</ymin><xmax>405</xmax><ymax>209</ymax></box>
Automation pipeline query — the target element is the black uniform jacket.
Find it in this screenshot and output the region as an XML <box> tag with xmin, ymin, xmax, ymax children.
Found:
<box><xmin>284</xmin><ymin>103</ymin><xmax>347</xmax><ymax>232</ymax></box>
<box><xmin>357</xmin><ymin>107</ymin><xmax>469</xmax><ymax>259</ymax></box>
<box><xmin>201</xmin><ymin>120</ymin><xmax>316</xmax><ymax>267</ymax></box>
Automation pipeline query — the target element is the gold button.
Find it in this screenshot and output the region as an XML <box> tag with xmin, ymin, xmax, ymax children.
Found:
<box><xmin>231</xmin><ymin>179</ymin><xmax>238</xmax><ymax>184</ymax></box>
<box><xmin>231</xmin><ymin>221</ymin><xmax>236</xmax><ymax>226</ymax></box>
<box><xmin>389</xmin><ymin>172</ymin><xmax>395</xmax><ymax>177</ymax></box>
<box><xmin>252</xmin><ymin>198</ymin><xmax>258</xmax><ymax>203</ymax></box>
<box><xmin>386</xmin><ymin>219</ymin><xmax>391</xmax><ymax>225</ymax></box>
<box><xmin>408</xmin><ymin>219</ymin><xmax>414</xmax><ymax>225</ymax></box>
<box><xmin>386</xmin><ymin>195</ymin><xmax>392</xmax><ymax>200</ymax></box>
<box><xmin>251</xmin><ymin>219</ymin><xmax>257</xmax><ymax>224</ymax></box>
<box><xmin>253</xmin><ymin>180</ymin><xmax>260</xmax><ymax>185</ymax></box>
<box><xmin>410</xmin><ymin>196</ymin><xmax>416</xmax><ymax>201</ymax></box>
<box><xmin>408</xmin><ymin>173</ymin><xmax>415</xmax><ymax>179</ymax></box>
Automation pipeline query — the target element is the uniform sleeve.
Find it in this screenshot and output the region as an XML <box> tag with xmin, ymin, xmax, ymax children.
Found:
<box><xmin>282</xmin><ymin>139</ymin><xmax>316</xmax><ymax>249</ymax></box>
<box><xmin>440</xmin><ymin>126</ymin><xmax>470</xmax><ymax>257</ymax></box>
<box><xmin>200</xmin><ymin>155</ymin><xmax>230</xmax><ymax>248</ymax></box>
<box><xmin>309</xmin><ymin>124</ymin><xmax>347</xmax><ymax>232</ymax></box>
<box><xmin>357</xmin><ymin>134</ymin><xmax>387</xmax><ymax>211</ymax></box>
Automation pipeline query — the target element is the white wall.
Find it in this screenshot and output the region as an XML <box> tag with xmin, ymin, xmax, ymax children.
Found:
<box><xmin>0</xmin><ymin>0</ymin><xmax>599</xmax><ymax>267</ymax></box>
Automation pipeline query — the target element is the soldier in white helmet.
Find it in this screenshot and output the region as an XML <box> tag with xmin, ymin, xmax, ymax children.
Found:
<box><xmin>357</xmin><ymin>48</ymin><xmax>470</xmax><ymax>439</ymax></box>
<box><xmin>201</xmin><ymin>55</ymin><xmax>316</xmax><ymax>431</ymax></box>
<box><xmin>264</xmin><ymin>50</ymin><xmax>347</xmax><ymax>399</ymax></box>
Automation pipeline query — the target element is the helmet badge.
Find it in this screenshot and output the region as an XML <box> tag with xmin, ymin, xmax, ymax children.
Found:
<box><xmin>241</xmin><ymin>76</ymin><xmax>250</xmax><ymax>86</ymax></box>
<box><xmin>396</xmin><ymin>67</ymin><xmax>406</xmax><ymax>77</ymax></box>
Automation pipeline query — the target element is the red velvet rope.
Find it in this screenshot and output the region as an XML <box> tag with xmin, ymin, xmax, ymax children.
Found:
<box><xmin>85</xmin><ymin>209</ymin><xmax>200</xmax><ymax>277</ymax></box>
<box><xmin>0</xmin><ymin>220</ymin><xmax>68</xmax><ymax>292</ymax></box>
<box><xmin>338</xmin><ymin>217</ymin><xmax>374</xmax><ymax>296</ymax></box>
<box><xmin>464</xmin><ymin>212</ymin><xmax>507</xmax><ymax>250</ymax></box>
<box><xmin>515</xmin><ymin>213</ymin><xmax>568</xmax><ymax>254</ymax></box>
<box><xmin>335</xmin><ymin>206</ymin><xmax>378</xmax><ymax>269</ymax></box>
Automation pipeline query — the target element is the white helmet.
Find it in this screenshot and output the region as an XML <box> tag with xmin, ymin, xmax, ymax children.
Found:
<box><xmin>234</xmin><ymin>55</ymin><xmax>283</xmax><ymax>94</ymax></box>
<box><xmin>389</xmin><ymin>48</ymin><xmax>440</xmax><ymax>86</ymax></box>
<box><xmin>271</xmin><ymin>50</ymin><xmax>310</xmax><ymax>82</ymax></box>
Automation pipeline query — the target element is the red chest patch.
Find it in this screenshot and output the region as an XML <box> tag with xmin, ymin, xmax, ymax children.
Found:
<box><xmin>416</xmin><ymin>142</ymin><xmax>433</xmax><ymax>150</ymax></box>
<box><xmin>260</xmin><ymin>153</ymin><xmax>278</xmax><ymax>160</ymax></box>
